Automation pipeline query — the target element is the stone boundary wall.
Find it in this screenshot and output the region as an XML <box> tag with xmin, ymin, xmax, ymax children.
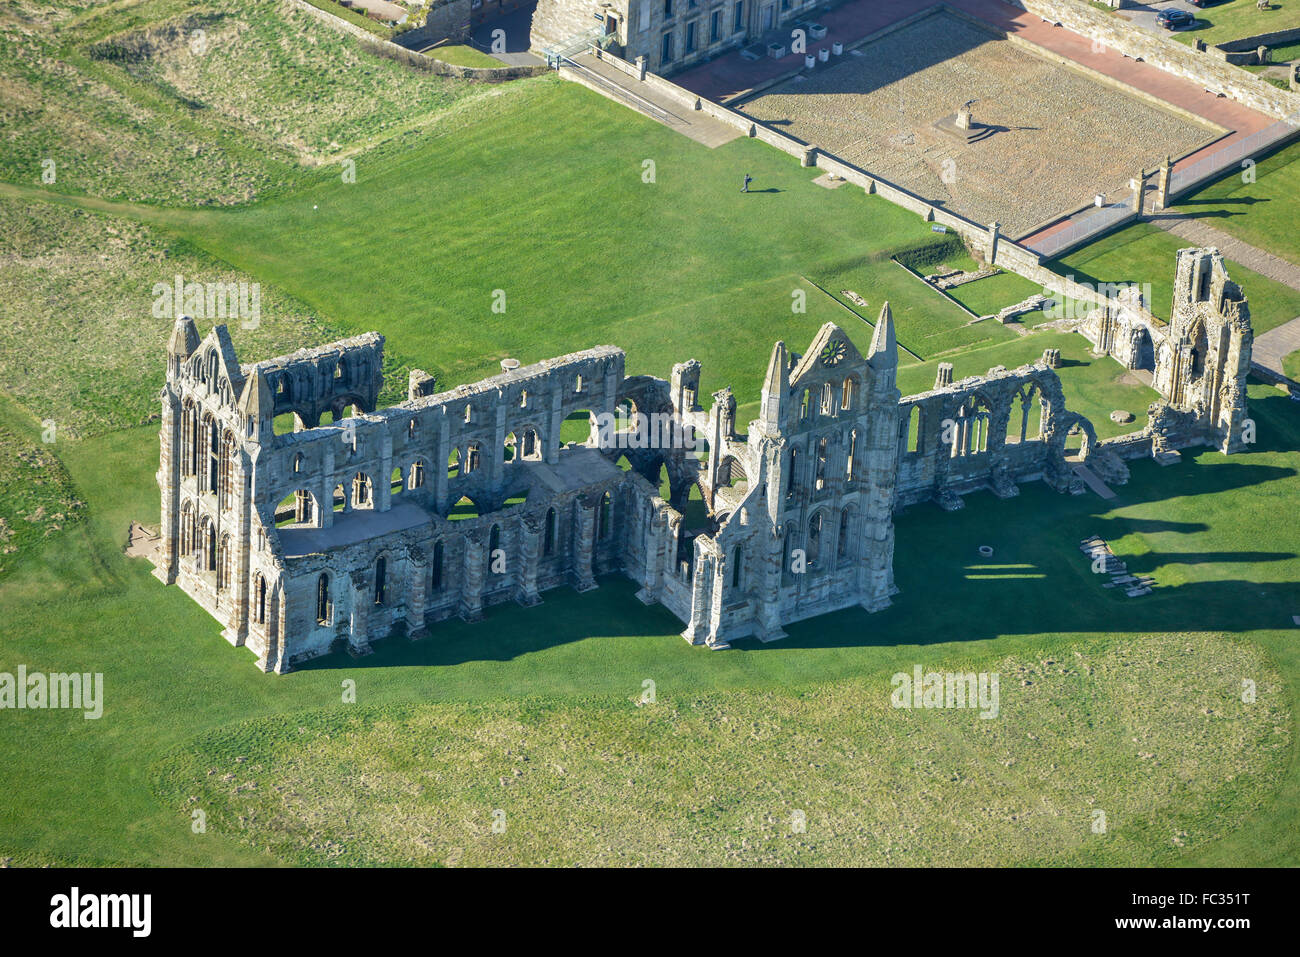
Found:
<box><xmin>291</xmin><ymin>0</ymin><xmax>545</xmax><ymax>80</ymax></box>
<box><xmin>1004</xmin><ymin>0</ymin><xmax>1300</xmax><ymax>119</ymax></box>
<box><xmin>1218</xmin><ymin>27</ymin><xmax>1300</xmax><ymax>54</ymax></box>
<box><xmin>587</xmin><ymin>46</ymin><xmax>1042</xmax><ymax>271</ymax></box>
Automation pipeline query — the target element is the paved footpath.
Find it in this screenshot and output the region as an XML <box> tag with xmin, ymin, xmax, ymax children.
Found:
<box><xmin>1254</xmin><ymin>319</ymin><xmax>1300</xmax><ymax>382</ymax></box>
<box><xmin>1149</xmin><ymin>212</ymin><xmax>1300</xmax><ymax>292</ymax></box>
<box><xmin>563</xmin><ymin>54</ymin><xmax>743</xmax><ymax>148</ymax></box>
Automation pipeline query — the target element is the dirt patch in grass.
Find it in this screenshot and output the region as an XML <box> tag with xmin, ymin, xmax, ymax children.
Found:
<box><xmin>154</xmin><ymin>632</ymin><xmax>1288</xmax><ymax>866</ymax></box>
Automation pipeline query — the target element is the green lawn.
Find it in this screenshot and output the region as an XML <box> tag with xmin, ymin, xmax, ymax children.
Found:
<box><xmin>1284</xmin><ymin>349</ymin><xmax>1300</xmax><ymax>380</ymax></box>
<box><xmin>426</xmin><ymin>44</ymin><xmax>503</xmax><ymax>68</ymax></box>
<box><xmin>1049</xmin><ymin>222</ymin><xmax>1300</xmax><ymax>334</ymax></box>
<box><xmin>101</xmin><ymin>76</ymin><xmax>984</xmax><ymax>406</ymax></box>
<box><xmin>1174</xmin><ymin>140</ymin><xmax>1300</xmax><ymax>267</ymax></box>
<box><xmin>945</xmin><ymin>271</ymin><xmax>1046</xmax><ymax>319</ymax></box>
<box><xmin>1171</xmin><ymin>0</ymin><xmax>1300</xmax><ymax>47</ymax></box>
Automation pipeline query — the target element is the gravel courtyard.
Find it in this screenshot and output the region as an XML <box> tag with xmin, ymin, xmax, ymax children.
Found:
<box><xmin>741</xmin><ymin>11</ymin><xmax>1217</xmax><ymax>236</ymax></box>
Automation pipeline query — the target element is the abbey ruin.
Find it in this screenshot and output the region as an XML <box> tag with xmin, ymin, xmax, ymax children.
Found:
<box><xmin>151</xmin><ymin>247</ymin><xmax>1253</xmax><ymax>673</ymax></box>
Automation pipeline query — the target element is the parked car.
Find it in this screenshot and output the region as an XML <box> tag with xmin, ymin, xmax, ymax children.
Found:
<box><xmin>1156</xmin><ymin>9</ymin><xmax>1196</xmax><ymax>29</ymax></box>
<box><xmin>1186</xmin><ymin>0</ymin><xmax>1230</xmax><ymax>8</ymax></box>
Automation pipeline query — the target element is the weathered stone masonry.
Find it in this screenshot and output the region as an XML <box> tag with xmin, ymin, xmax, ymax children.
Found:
<box><xmin>152</xmin><ymin>248</ymin><xmax>1252</xmax><ymax>669</ymax></box>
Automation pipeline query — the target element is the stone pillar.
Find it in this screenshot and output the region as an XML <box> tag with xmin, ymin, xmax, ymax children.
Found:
<box><xmin>987</xmin><ymin>222</ymin><xmax>1001</xmax><ymax>267</ymax></box>
<box><xmin>706</xmin><ymin>552</ymin><xmax>728</xmax><ymax>646</ymax></box>
<box><xmin>801</xmin><ymin>146</ymin><xmax>816</xmax><ymax>167</ymax></box>
<box><xmin>755</xmin><ymin>524</ymin><xmax>787</xmax><ymax>642</ymax></box>
<box><xmin>460</xmin><ymin>530</ymin><xmax>486</xmax><ymax>622</ymax></box>
<box><xmin>408</xmin><ymin>557</ymin><xmax>429</xmax><ymax>638</ymax></box>
<box><xmin>270</xmin><ymin>584</ymin><xmax>290</xmax><ymax>674</ymax></box>
<box><xmin>1157</xmin><ymin>155</ymin><xmax>1173</xmax><ymax>210</ymax></box>
<box><xmin>1132</xmin><ymin>171</ymin><xmax>1145</xmax><ymax>215</ymax></box>
<box><xmin>681</xmin><ymin>550</ymin><xmax>711</xmax><ymax>644</ymax></box>
<box><xmin>320</xmin><ymin>443</ymin><xmax>336</xmax><ymax>529</ymax></box>
<box><xmin>516</xmin><ymin>514</ymin><xmax>543</xmax><ymax>606</ymax></box>
<box><xmin>491</xmin><ymin>395</ymin><xmax>507</xmax><ymax>485</ymax></box>
<box><xmin>636</xmin><ymin>55</ymin><xmax>647</xmax><ymax>80</ymax></box>
<box><xmin>935</xmin><ymin>363</ymin><xmax>954</xmax><ymax>389</ymax></box>
<box><xmin>435</xmin><ymin>414</ymin><xmax>450</xmax><ymax>512</ymax></box>
<box><xmin>377</xmin><ymin>429</ymin><xmax>393</xmax><ymax>512</ymax></box>
<box><xmin>348</xmin><ymin>574</ymin><xmax>373</xmax><ymax>656</ymax></box>
<box><xmin>154</xmin><ymin>385</ymin><xmax>181</xmax><ymax>585</ymax></box>
<box><xmin>547</xmin><ymin>389</ymin><xmax>563</xmax><ymax>465</ymax></box>
<box><xmin>635</xmin><ymin>506</ymin><xmax>665</xmax><ymax>605</ymax></box>
<box><xmin>572</xmin><ymin>496</ymin><xmax>598</xmax><ymax>592</ymax></box>
<box><xmin>227</xmin><ymin>453</ymin><xmax>251</xmax><ymax>646</ymax></box>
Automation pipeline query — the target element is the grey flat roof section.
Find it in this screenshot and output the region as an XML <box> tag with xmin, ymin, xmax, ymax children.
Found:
<box><xmin>279</xmin><ymin>502</ymin><xmax>432</xmax><ymax>558</ymax></box>
<box><xmin>275</xmin><ymin>448</ymin><xmax>625</xmax><ymax>558</ymax></box>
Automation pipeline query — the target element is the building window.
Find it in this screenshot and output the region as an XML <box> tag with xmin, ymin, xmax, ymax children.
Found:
<box><xmin>254</xmin><ymin>574</ymin><xmax>267</xmax><ymax>624</ymax></box>
<box><xmin>599</xmin><ymin>492</ymin><xmax>612</xmax><ymax>539</ymax></box>
<box><xmin>710</xmin><ymin>9</ymin><xmax>721</xmax><ymax>42</ymax></box>
<box><xmin>686</xmin><ymin>20</ymin><xmax>697</xmax><ymax>53</ymax></box>
<box><xmin>374</xmin><ymin>557</ymin><xmax>386</xmax><ymax>606</ymax></box>
<box><xmin>316</xmin><ymin>574</ymin><xmax>332</xmax><ymax>625</ymax></box>
<box><xmin>733</xmin><ymin>0</ymin><xmax>744</xmax><ymax>33</ymax></box>
<box><xmin>544</xmin><ymin>508</ymin><xmax>556</xmax><ymax>556</ymax></box>
<box><xmin>664</xmin><ymin>0</ymin><xmax>674</xmax><ymax>18</ymax></box>
<box><xmin>662</xmin><ymin>30</ymin><xmax>674</xmax><ymax>64</ymax></box>
<box><xmin>432</xmin><ymin>541</ymin><xmax>444</xmax><ymax>591</ymax></box>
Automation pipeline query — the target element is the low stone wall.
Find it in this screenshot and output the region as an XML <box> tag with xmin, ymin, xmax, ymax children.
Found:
<box><xmin>292</xmin><ymin>0</ymin><xmax>544</xmax><ymax>81</ymax></box>
<box><xmin>1005</xmin><ymin>0</ymin><xmax>1300</xmax><ymax>118</ymax></box>
<box><xmin>397</xmin><ymin>0</ymin><xmax>472</xmax><ymax>46</ymax></box>
<box><xmin>1218</xmin><ymin>27</ymin><xmax>1300</xmax><ymax>54</ymax></box>
<box><xmin>588</xmin><ymin>47</ymin><xmax>1034</xmax><ymax>268</ymax></box>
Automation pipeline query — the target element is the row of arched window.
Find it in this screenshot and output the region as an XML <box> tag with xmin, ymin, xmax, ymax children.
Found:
<box><xmin>177</xmin><ymin>501</ymin><xmax>231</xmax><ymax>586</ymax></box>
<box><xmin>782</xmin><ymin>507</ymin><xmax>855</xmax><ymax>582</ymax></box>
<box><xmin>307</xmin><ymin>496</ymin><xmax>614</xmax><ymax>626</ymax></box>
<box><xmin>181</xmin><ymin>401</ymin><xmax>238</xmax><ymax>506</ymax></box>
<box><xmin>798</xmin><ymin>378</ymin><xmax>858</xmax><ymax>423</ymax></box>
<box><xmin>786</xmin><ymin>430</ymin><xmax>861</xmax><ymax>501</ymax></box>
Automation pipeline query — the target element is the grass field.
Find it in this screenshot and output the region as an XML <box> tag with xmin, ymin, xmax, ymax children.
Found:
<box><xmin>426</xmin><ymin>43</ymin><xmax>504</xmax><ymax>68</ymax></box>
<box><xmin>1285</xmin><ymin>349</ymin><xmax>1300</xmax><ymax>380</ymax></box>
<box><xmin>3</xmin><ymin>0</ymin><xmax>1300</xmax><ymax>869</ymax></box>
<box><xmin>1173</xmin><ymin>140</ymin><xmax>1300</xmax><ymax>267</ymax></box>
<box><xmin>0</xmin><ymin>0</ymin><xmax>488</xmax><ymax>204</ymax></box>
<box><xmin>1171</xmin><ymin>0</ymin><xmax>1300</xmax><ymax>47</ymax></box>
<box><xmin>14</xmin><ymin>74</ymin><xmax>1001</xmax><ymax>419</ymax></box>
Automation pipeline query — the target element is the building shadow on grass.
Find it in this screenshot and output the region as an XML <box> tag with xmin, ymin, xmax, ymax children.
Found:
<box><xmin>298</xmin><ymin>410</ymin><xmax>1299</xmax><ymax>670</ymax></box>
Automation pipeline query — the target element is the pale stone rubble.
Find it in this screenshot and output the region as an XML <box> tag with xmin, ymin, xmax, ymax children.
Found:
<box><xmin>152</xmin><ymin>248</ymin><xmax>1252</xmax><ymax>670</ymax></box>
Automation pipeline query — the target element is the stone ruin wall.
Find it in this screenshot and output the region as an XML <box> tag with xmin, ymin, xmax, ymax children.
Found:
<box><xmin>1076</xmin><ymin>247</ymin><xmax>1254</xmax><ymax>462</ymax></box>
<box><xmin>152</xmin><ymin>249</ymin><xmax>1254</xmax><ymax>668</ymax></box>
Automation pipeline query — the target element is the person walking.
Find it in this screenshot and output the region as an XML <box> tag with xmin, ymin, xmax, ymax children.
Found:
<box><xmin>741</xmin><ymin>173</ymin><xmax>753</xmax><ymax>193</ymax></box>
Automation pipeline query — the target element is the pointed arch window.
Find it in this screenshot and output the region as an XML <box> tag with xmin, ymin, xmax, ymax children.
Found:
<box><xmin>317</xmin><ymin>574</ymin><xmax>332</xmax><ymax>624</ymax></box>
